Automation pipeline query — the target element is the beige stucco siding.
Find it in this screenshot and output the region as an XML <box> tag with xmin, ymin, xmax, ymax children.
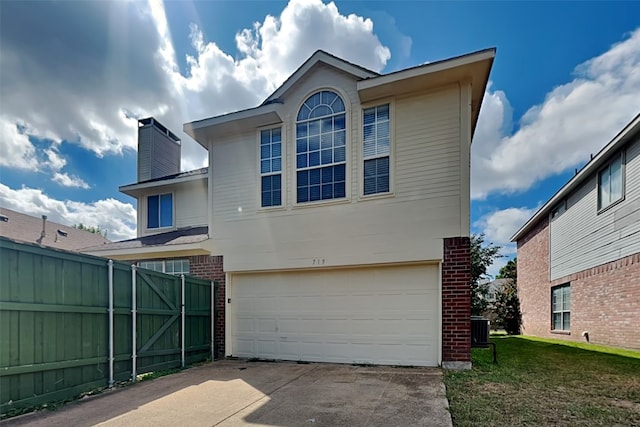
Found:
<box><xmin>208</xmin><ymin>69</ymin><xmax>467</xmax><ymax>272</ymax></box>
<box><xmin>550</xmin><ymin>135</ymin><xmax>640</xmax><ymax>280</ymax></box>
<box><xmin>136</xmin><ymin>179</ymin><xmax>208</xmax><ymax>237</ymax></box>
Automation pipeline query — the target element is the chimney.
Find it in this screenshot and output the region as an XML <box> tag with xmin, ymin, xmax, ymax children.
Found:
<box><xmin>137</xmin><ymin>117</ymin><xmax>181</xmax><ymax>182</ymax></box>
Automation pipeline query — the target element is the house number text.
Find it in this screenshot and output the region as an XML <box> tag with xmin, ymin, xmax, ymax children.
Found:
<box><xmin>312</xmin><ymin>258</ymin><xmax>326</xmax><ymax>265</ymax></box>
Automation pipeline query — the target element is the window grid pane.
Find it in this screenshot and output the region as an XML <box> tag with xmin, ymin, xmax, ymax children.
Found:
<box><xmin>362</xmin><ymin>104</ymin><xmax>391</xmax><ymax>195</ymax></box>
<box><xmin>260</xmin><ymin>128</ymin><xmax>282</xmax><ymax>207</ymax></box>
<box><xmin>551</xmin><ymin>284</ymin><xmax>571</xmax><ymax>331</ymax></box>
<box><xmin>296</xmin><ymin>91</ymin><xmax>347</xmax><ymax>203</ymax></box>
<box><xmin>148</xmin><ymin>193</ymin><xmax>172</xmax><ymax>229</ymax></box>
<box><xmin>147</xmin><ymin>195</ymin><xmax>159</xmax><ymax>229</ymax></box>
<box><xmin>598</xmin><ymin>153</ymin><xmax>624</xmax><ymax>210</ymax></box>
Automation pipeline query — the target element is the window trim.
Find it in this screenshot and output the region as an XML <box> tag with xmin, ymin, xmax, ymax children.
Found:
<box><xmin>293</xmin><ymin>88</ymin><xmax>350</xmax><ymax>207</ymax></box>
<box><xmin>139</xmin><ymin>258</ymin><xmax>190</xmax><ymax>276</ymax></box>
<box><xmin>360</xmin><ymin>100</ymin><xmax>394</xmax><ymax>199</ymax></box>
<box><xmin>257</xmin><ymin>125</ymin><xmax>285</xmax><ymax>210</ymax></box>
<box><xmin>146</xmin><ymin>192</ymin><xmax>174</xmax><ymax>230</ymax></box>
<box><xmin>551</xmin><ymin>283</ymin><xmax>571</xmax><ymax>332</ymax></box>
<box><xmin>597</xmin><ymin>150</ymin><xmax>625</xmax><ymax>213</ymax></box>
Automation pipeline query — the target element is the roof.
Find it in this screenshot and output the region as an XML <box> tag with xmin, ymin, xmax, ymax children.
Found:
<box><xmin>511</xmin><ymin>113</ymin><xmax>640</xmax><ymax>242</ymax></box>
<box><xmin>84</xmin><ymin>226</ymin><xmax>209</xmax><ymax>251</ymax></box>
<box><xmin>184</xmin><ymin>48</ymin><xmax>495</xmax><ymax>146</ymax></box>
<box><xmin>357</xmin><ymin>48</ymin><xmax>495</xmax><ymax>138</ymax></box>
<box><xmin>261</xmin><ymin>50</ymin><xmax>379</xmax><ymax>105</ymax></box>
<box><xmin>120</xmin><ymin>167</ymin><xmax>208</xmax><ymax>196</ymax></box>
<box><xmin>0</xmin><ymin>207</ymin><xmax>110</xmax><ymax>252</ymax></box>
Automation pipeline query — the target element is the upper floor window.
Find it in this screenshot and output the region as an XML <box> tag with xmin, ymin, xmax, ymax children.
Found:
<box><xmin>551</xmin><ymin>283</ymin><xmax>570</xmax><ymax>331</ymax></box>
<box><xmin>363</xmin><ymin>104</ymin><xmax>390</xmax><ymax>195</ymax></box>
<box><xmin>139</xmin><ymin>258</ymin><xmax>189</xmax><ymax>276</ymax></box>
<box><xmin>147</xmin><ymin>193</ymin><xmax>172</xmax><ymax>229</ymax></box>
<box><xmin>296</xmin><ymin>90</ymin><xmax>346</xmax><ymax>203</ymax></box>
<box><xmin>598</xmin><ymin>151</ymin><xmax>624</xmax><ymax>211</ymax></box>
<box><xmin>260</xmin><ymin>128</ymin><xmax>282</xmax><ymax>207</ymax></box>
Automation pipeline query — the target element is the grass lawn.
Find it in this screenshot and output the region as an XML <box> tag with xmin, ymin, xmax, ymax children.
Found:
<box><xmin>444</xmin><ymin>336</ymin><xmax>640</xmax><ymax>426</ymax></box>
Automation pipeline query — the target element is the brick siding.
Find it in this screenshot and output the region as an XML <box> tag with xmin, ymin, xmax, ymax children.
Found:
<box><xmin>442</xmin><ymin>237</ymin><xmax>471</xmax><ymax>365</ymax></box>
<box><xmin>189</xmin><ymin>255</ymin><xmax>226</xmax><ymax>358</ymax></box>
<box><xmin>518</xmin><ymin>218</ymin><xmax>640</xmax><ymax>350</ymax></box>
<box><xmin>517</xmin><ymin>217</ymin><xmax>551</xmax><ymax>339</ymax></box>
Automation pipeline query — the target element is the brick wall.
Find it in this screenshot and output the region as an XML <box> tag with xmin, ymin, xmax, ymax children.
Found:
<box><xmin>517</xmin><ymin>217</ymin><xmax>551</xmax><ymax>338</ymax></box>
<box><xmin>189</xmin><ymin>255</ymin><xmax>226</xmax><ymax>358</ymax></box>
<box><xmin>442</xmin><ymin>236</ymin><xmax>471</xmax><ymax>368</ymax></box>
<box><xmin>518</xmin><ymin>218</ymin><xmax>640</xmax><ymax>350</ymax></box>
<box><xmin>551</xmin><ymin>253</ymin><xmax>640</xmax><ymax>349</ymax></box>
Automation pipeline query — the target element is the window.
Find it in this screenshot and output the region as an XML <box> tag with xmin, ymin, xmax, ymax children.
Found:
<box><xmin>363</xmin><ymin>104</ymin><xmax>390</xmax><ymax>195</ymax></box>
<box><xmin>598</xmin><ymin>152</ymin><xmax>624</xmax><ymax>210</ymax></box>
<box><xmin>296</xmin><ymin>90</ymin><xmax>346</xmax><ymax>203</ymax></box>
<box><xmin>260</xmin><ymin>128</ymin><xmax>282</xmax><ymax>207</ymax></box>
<box><xmin>147</xmin><ymin>193</ymin><xmax>173</xmax><ymax>228</ymax></box>
<box><xmin>551</xmin><ymin>284</ymin><xmax>571</xmax><ymax>331</ymax></box>
<box><xmin>139</xmin><ymin>259</ymin><xmax>189</xmax><ymax>276</ymax></box>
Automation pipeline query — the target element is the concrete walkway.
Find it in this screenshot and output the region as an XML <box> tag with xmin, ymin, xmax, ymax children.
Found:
<box><xmin>5</xmin><ymin>360</ymin><xmax>453</xmax><ymax>427</ymax></box>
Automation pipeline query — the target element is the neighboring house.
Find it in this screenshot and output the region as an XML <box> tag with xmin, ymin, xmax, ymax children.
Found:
<box><xmin>512</xmin><ymin>114</ymin><xmax>640</xmax><ymax>350</ymax></box>
<box><xmin>0</xmin><ymin>207</ymin><xmax>110</xmax><ymax>252</ymax></box>
<box><xmin>485</xmin><ymin>278</ymin><xmax>510</xmax><ymax>303</ymax></box>
<box><xmin>88</xmin><ymin>49</ymin><xmax>495</xmax><ymax>368</ymax></box>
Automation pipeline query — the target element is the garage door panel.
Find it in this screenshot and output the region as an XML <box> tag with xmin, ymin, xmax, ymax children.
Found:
<box><xmin>231</xmin><ymin>265</ymin><xmax>439</xmax><ymax>366</ymax></box>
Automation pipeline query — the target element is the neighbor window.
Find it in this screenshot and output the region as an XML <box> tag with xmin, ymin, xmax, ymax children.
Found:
<box><xmin>260</xmin><ymin>128</ymin><xmax>282</xmax><ymax>207</ymax></box>
<box><xmin>551</xmin><ymin>284</ymin><xmax>571</xmax><ymax>331</ymax></box>
<box><xmin>363</xmin><ymin>104</ymin><xmax>390</xmax><ymax>195</ymax></box>
<box><xmin>147</xmin><ymin>193</ymin><xmax>173</xmax><ymax>228</ymax></box>
<box><xmin>296</xmin><ymin>90</ymin><xmax>347</xmax><ymax>203</ymax></box>
<box><xmin>598</xmin><ymin>152</ymin><xmax>624</xmax><ymax>210</ymax></box>
<box><xmin>139</xmin><ymin>259</ymin><xmax>189</xmax><ymax>276</ymax></box>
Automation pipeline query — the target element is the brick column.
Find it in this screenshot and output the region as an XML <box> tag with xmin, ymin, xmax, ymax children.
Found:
<box><xmin>189</xmin><ymin>255</ymin><xmax>226</xmax><ymax>359</ymax></box>
<box><xmin>442</xmin><ymin>237</ymin><xmax>471</xmax><ymax>369</ymax></box>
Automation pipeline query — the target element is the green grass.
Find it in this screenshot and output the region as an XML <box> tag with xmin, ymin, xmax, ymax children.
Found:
<box><xmin>444</xmin><ymin>336</ymin><xmax>640</xmax><ymax>427</ymax></box>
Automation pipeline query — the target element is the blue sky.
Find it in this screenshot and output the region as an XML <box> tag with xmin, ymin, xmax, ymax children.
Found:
<box><xmin>1</xmin><ymin>0</ymin><xmax>639</xmax><ymax>276</ymax></box>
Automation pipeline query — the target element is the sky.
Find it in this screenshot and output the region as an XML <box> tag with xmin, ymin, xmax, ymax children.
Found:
<box><xmin>1</xmin><ymin>0</ymin><xmax>639</xmax><ymax>276</ymax></box>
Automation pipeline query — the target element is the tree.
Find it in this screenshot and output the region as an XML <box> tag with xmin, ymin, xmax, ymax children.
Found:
<box><xmin>73</xmin><ymin>223</ymin><xmax>108</xmax><ymax>238</ymax></box>
<box><xmin>470</xmin><ymin>233</ymin><xmax>502</xmax><ymax>315</ymax></box>
<box><xmin>494</xmin><ymin>258</ymin><xmax>522</xmax><ymax>335</ymax></box>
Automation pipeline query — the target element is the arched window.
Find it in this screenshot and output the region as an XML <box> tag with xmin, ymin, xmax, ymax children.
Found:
<box><xmin>295</xmin><ymin>90</ymin><xmax>347</xmax><ymax>203</ymax></box>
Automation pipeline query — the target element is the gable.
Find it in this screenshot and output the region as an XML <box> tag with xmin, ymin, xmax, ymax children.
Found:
<box><xmin>273</xmin><ymin>62</ymin><xmax>361</xmax><ymax>119</ymax></box>
<box><xmin>262</xmin><ymin>50</ymin><xmax>378</xmax><ymax>106</ymax></box>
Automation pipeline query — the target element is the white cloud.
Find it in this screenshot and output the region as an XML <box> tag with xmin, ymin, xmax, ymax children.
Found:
<box><xmin>52</xmin><ymin>173</ymin><xmax>91</xmax><ymax>189</ymax></box>
<box><xmin>0</xmin><ymin>184</ymin><xmax>136</xmax><ymax>241</ymax></box>
<box><xmin>474</xmin><ymin>207</ymin><xmax>539</xmax><ymax>252</ymax></box>
<box><xmin>474</xmin><ymin>206</ymin><xmax>539</xmax><ymax>279</ymax></box>
<box><xmin>0</xmin><ymin>117</ymin><xmax>39</xmax><ymax>169</ymax></box>
<box><xmin>44</xmin><ymin>147</ymin><xmax>67</xmax><ymax>171</ymax></box>
<box><xmin>472</xmin><ymin>28</ymin><xmax>640</xmax><ymax>199</ymax></box>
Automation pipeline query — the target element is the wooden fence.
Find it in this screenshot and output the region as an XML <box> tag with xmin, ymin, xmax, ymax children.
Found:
<box><xmin>0</xmin><ymin>237</ymin><xmax>214</xmax><ymax>413</ymax></box>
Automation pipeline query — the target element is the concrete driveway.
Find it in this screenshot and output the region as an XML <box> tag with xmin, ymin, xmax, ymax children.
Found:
<box><xmin>5</xmin><ymin>360</ymin><xmax>452</xmax><ymax>427</ymax></box>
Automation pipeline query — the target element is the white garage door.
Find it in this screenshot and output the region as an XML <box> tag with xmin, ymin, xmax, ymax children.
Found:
<box><xmin>229</xmin><ymin>264</ymin><xmax>440</xmax><ymax>366</ymax></box>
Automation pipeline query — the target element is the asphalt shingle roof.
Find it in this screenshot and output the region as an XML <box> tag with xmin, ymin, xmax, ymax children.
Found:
<box><xmin>0</xmin><ymin>207</ymin><xmax>110</xmax><ymax>252</ymax></box>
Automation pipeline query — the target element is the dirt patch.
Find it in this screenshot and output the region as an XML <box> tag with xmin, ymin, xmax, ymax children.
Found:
<box><xmin>610</xmin><ymin>399</ymin><xmax>640</xmax><ymax>412</ymax></box>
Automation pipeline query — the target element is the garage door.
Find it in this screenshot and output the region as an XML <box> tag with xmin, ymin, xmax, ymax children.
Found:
<box><xmin>230</xmin><ymin>264</ymin><xmax>439</xmax><ymax>366</ymax></box>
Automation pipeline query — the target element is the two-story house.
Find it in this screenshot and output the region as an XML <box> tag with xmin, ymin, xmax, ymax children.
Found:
<box><xmin>89</xmin><ymin>49</ymin><xmax>495</xmax><ymax>368</ymax></box>
<box><xmin>512</xmin><ymin>114</ymin><xmax>640</xmax><ymax>350</ymax></box>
